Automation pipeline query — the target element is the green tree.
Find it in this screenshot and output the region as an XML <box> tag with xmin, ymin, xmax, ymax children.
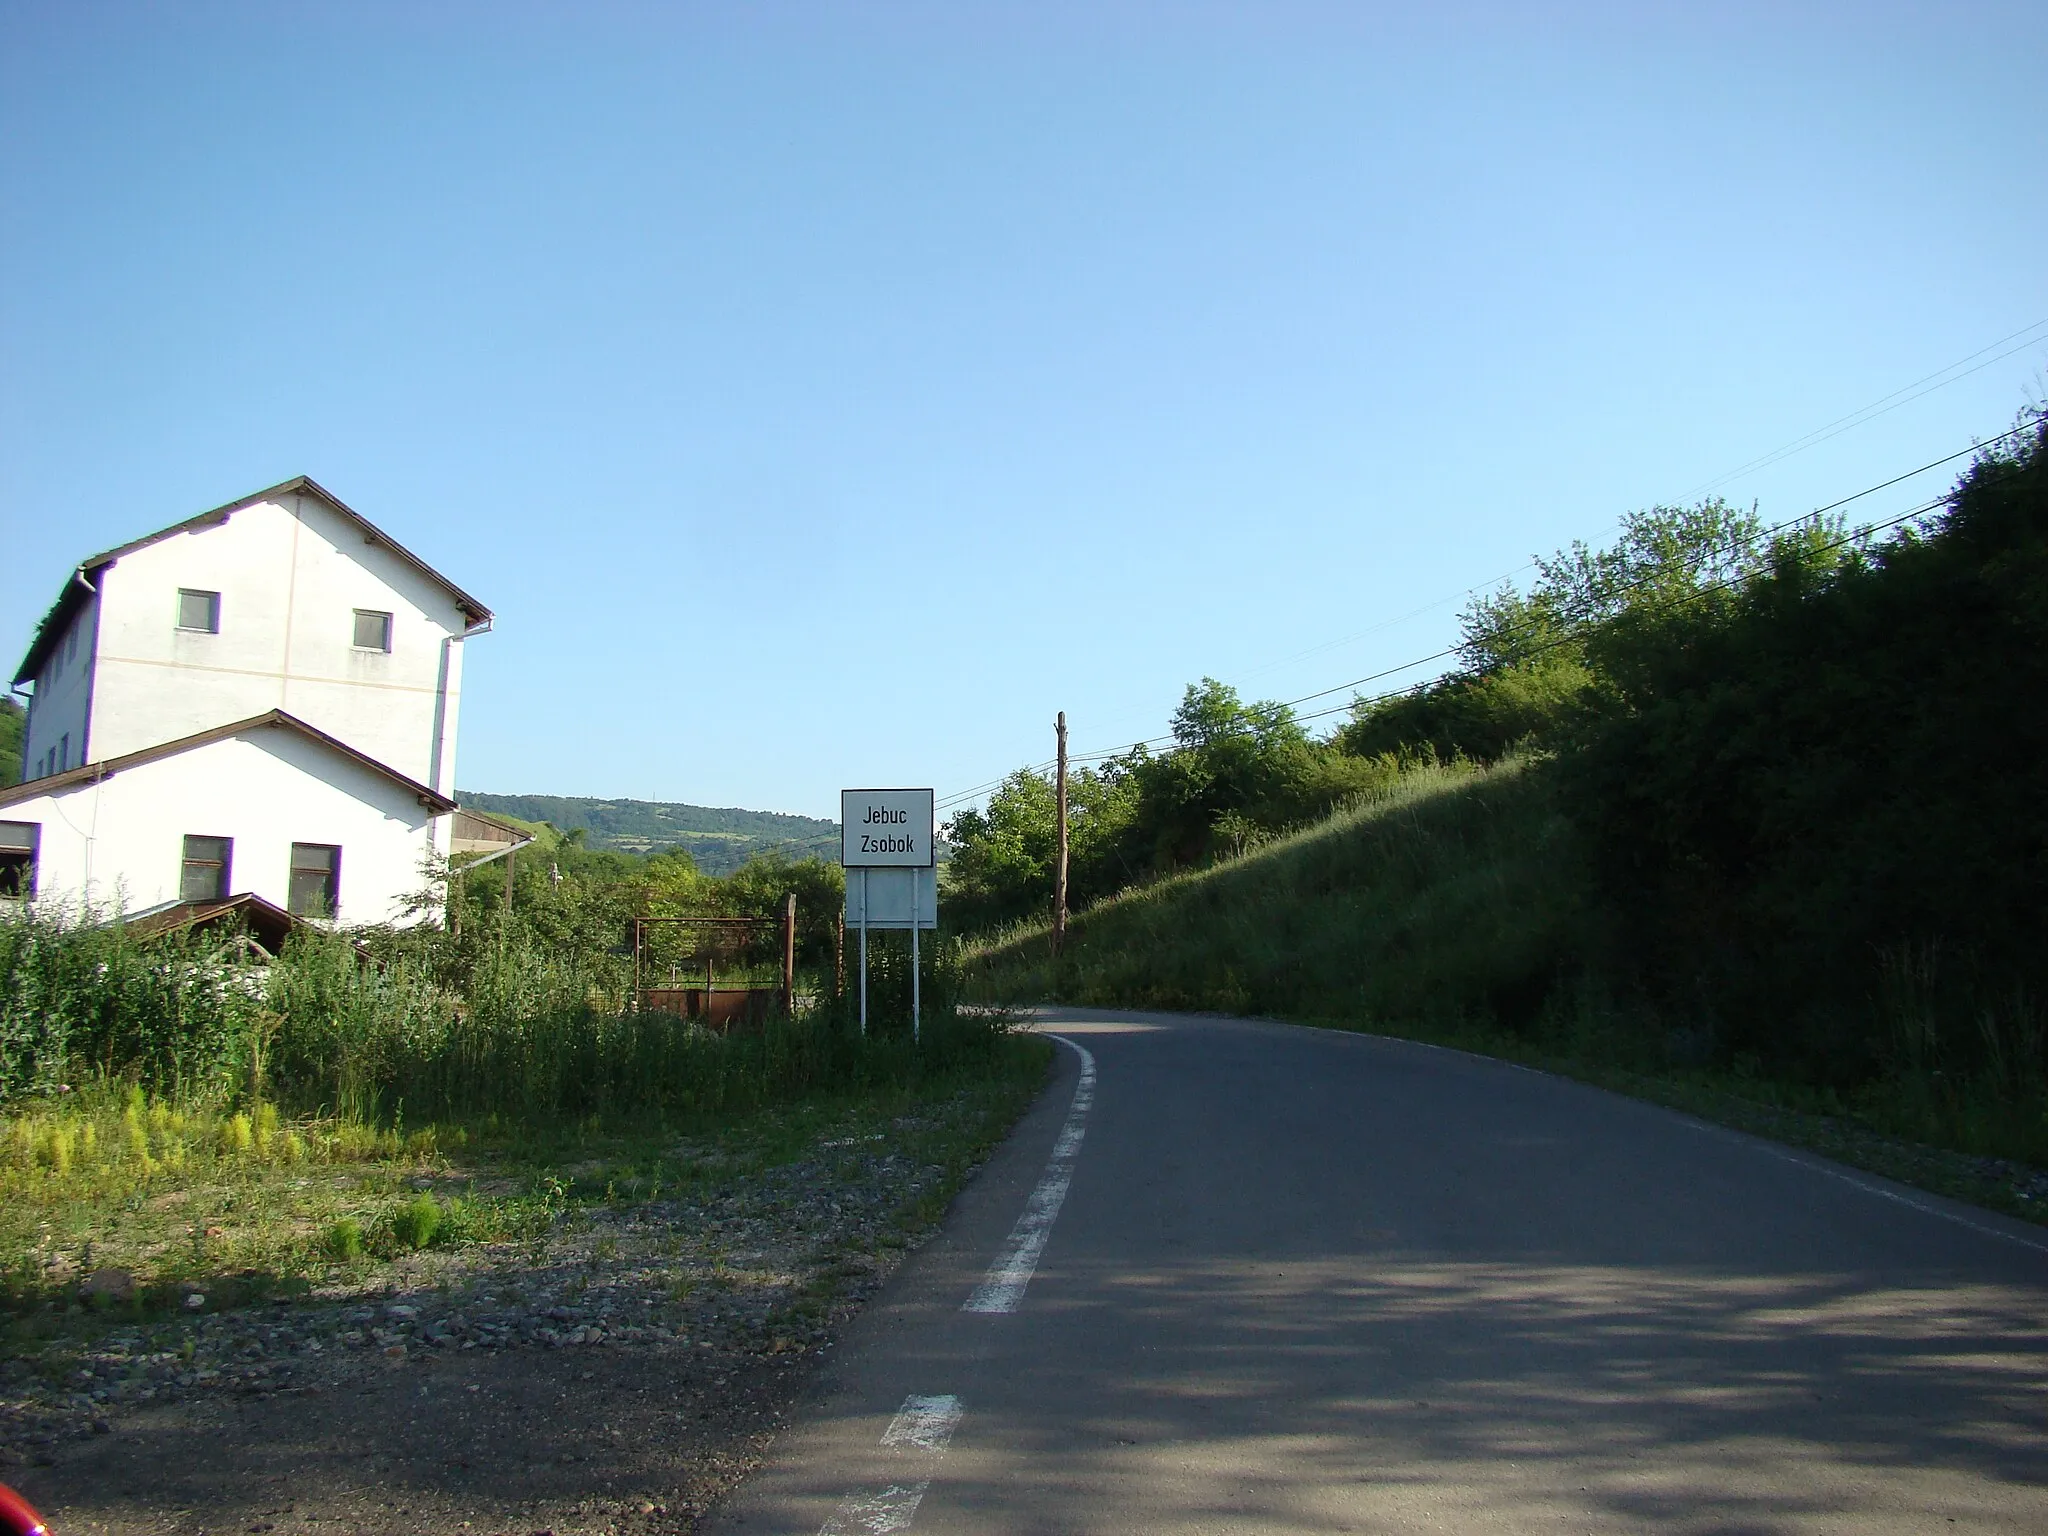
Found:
<box><xmin>944</xmin><ymin>680</ymin><xmax>1385</xmax><ymax>936</ymax></box>
<box><xmin>0</xmin><ymin>697</ymin><xmax>21</xmax><ymax>789</ymax></box>
<box><xmin>1563</xmin><ymin>414</ymin><xmax>2048</xmax><ymax>1082</ymax></box>
<box><xmin>715</xmin><ymin>851</ymin><xmax>845</xmax><ymax>968</ymax></box>
<box><xmin>1114</xmin><ymin>680</ymin><xmax>1325</xmax><ymax>868</ymax></box>
<box><xmin>1343</xmin><ymin>499</ymin><xmax>1801</xmax><ymax>765</ymax></box>
<box><xmin>942</xmin><ymin>769</ymin><xmax>1059</xmax><ymax>934</ymax></box>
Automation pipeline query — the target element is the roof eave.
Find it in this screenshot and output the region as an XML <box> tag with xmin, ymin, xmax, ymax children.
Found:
<box><xmin>12</xmin><ymin>564</ymin><xmax>107</xmax><ymax>687</ymax></box>
<box><xmin>0</xmin><ymin>708</ymin><xmax>459</xmax><ymax>815</ymax></box>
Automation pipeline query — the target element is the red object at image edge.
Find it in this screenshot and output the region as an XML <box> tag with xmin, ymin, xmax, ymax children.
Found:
<box><xmin>0</xmin><ymin>1484</ymin><xmax>48</xmax><ymax>1536</ymax></box>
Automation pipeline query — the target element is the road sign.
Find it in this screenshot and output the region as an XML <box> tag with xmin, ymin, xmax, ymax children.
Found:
<box><xmin>841</xmin><ymin>788</ymin><xmax>935</xmax><ymax>867</ymax></box>
<box><xmin>844</xmin><ymin>865</ymin><xmax>938</xmax><ymax>930</ymax></box>
<box><xmin>841</xmin><ymin>787</ymin><xmax>940</xmax><ymax>1040</ymax></box>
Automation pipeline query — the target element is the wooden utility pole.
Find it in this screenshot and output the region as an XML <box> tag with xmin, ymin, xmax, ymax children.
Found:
<box><xmin>782</xmin><ymin>892</ymin><xmax>798</xmax><ymax>1016</ymax></box>
<box><xmin>498</xmin><ymin>848</ymin><xmax>515</xmax><ymax>964</ymax></box>
<box><xmin>1052</xmin><ymin>711</ymin><xmax>1069</xmax><ymax>957</ymax></box>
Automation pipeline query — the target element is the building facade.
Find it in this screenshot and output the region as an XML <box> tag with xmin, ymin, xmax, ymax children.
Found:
<box><xmin>3</xmin><ymin>478</ymin><xmax>492</xmax><ymax>924</ymax></box>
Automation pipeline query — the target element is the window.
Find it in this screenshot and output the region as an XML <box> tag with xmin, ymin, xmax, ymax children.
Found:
<box><xmin>180</xmin><ymin>835</ymin><xmax>232</xmax><ymax>903</ymax></box>
<box><xmin>176</xmin><ymin>589</ymin><xmax>220</xmax><ymax>633</ymax></box>
<box><xmin>289</xmin><ymin>843</ymin><xmax>340</xmax><ymax>918</ymax></box>
<box><xmin>352</xmin><ymin>609</ymin><xmax>393</xmax><ymax>652</ymax></box>
<box><xmin>0</xmin><ymin>823</ymin><xmax>36</xmax><ymax>900</ymax></box>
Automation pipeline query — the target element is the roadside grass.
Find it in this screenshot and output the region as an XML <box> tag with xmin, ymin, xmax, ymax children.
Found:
<box><xmin>964</xmin><ymin>756</ymin><xmax>2048</xmax><ymax>1223</ymax></box>
<box><xmin>1</xmin><ymin>1030</ymin><xmax>1053</xmax><ymax>1356</ymax></box>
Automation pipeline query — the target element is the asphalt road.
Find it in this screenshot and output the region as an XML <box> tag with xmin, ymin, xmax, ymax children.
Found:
<box><xmin>707</xmin><ymin>1007</ymin><xmax>2048</xmax><ymax>1535</ymax></box>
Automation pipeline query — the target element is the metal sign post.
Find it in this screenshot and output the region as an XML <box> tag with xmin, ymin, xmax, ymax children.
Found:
<box><xmin>841</xmin><ymin>788</ymin><xmax>937</xmax><ymax>1041</ymax></box>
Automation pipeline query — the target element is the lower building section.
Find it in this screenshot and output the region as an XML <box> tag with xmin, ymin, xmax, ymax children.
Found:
<box><xmin>0</xmin><ymin>710</ymin><xmax>453</xmax><ymax>927</ymax></box>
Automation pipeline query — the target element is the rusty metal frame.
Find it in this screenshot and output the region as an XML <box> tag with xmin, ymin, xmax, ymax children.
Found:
<box><xmin>632</xmin><ymin>909</ymin><xmax>796</xmax><ymax>1018</ymax></box>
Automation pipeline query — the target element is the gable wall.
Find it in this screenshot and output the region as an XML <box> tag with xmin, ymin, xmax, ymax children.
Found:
<box><xmin>84</xmin><ymin>493</ymin><xmax>471</xmax><ymax>789</ymax></box>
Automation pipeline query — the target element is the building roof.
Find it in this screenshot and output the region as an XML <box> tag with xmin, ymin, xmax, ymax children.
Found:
<box><xmin>12</xmin><ymin>475</ymin><xmax>493</xmax><ymax>686</ymax></box>
<box><xmin>124</xmin><ymin>892</ymin><xmax>306</xmax><ymax>957</ymax></box>
<box><xmin>0</xmin><ymin>708</ymin><xmax>458</xmax><ymax>815</ymax></box>
<box><xmin>450</xmin><ymin>807</ymin><xmax>536</xmax><ymax>855</ymax></box>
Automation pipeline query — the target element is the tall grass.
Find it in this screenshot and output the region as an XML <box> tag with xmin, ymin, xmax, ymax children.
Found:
<box><xmin>0</xmin><ymin>902</ymin><xmax>266</xmax><ymax>1104</ymax></box>
<box><xmin>2</xmin><ymin>899</ymin><xmax>1016</xmax><ymax>1127</ymax></box>
<box><xmin>0</xmin><ymin>897</ymin><xmax>1038</xmax><ymax>1323</ymax></box>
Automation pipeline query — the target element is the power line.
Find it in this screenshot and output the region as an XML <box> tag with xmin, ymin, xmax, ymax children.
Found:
<box><xmin>1114</xmin><ymin>424</ymin><xmax>2031</xmax><ymax>764</ymax></box>
<box><xmin>1170</xmin><ymin>487</ymin><xmax>1951</xmax><ymax>744</ymax></box>
<box><xmin>1215</xmin><ymin>322</ymin><xmax>2048</xmax><ymax>703</ymax></box>
<box><xmin>1286</xmin><ymin>423</ymin><xmax>2036</xmax><ymax>716</ymax></box>
<box><xmin>1678</xmin><ymin>318</ymin><xmax>2048</xmax><ymax>500</ymax></box>
<box><xmin>937</xmin><ymin>419</ymin><xmax>2034</xmax><ymax>814</ymax></box>
<box><xmin>1287</xmin><ymin>489</ymin><xmax>1953</xmax><ymax>730</ymax></box>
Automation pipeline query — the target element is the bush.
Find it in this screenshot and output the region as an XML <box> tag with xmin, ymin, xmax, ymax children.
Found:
<box><xmin>1563</xmin><ymin>415</ymin><xmax>2048</xmax><ymax>1086</ymax></box>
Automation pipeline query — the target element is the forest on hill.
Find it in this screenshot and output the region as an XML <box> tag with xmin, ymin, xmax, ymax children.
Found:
<box><xmin>457</xmin><ymin>791</ymin><xmax>837</xmax><ymax>873</ymax></box>
<box><xmin>957</xmin><ymin>412</ymin><xmax>2048</xmax><ymax>1164</ymax></box>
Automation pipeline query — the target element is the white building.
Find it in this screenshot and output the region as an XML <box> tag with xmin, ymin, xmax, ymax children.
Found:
<box><xmin>0</xmin><ymin>711</ymin><xmax>454</xmax><ymax>924</ymax></box>
<box><xmin>3</xmin><ymin>478</ymin><xmax>495</xmax><ymax>924</ymax></box>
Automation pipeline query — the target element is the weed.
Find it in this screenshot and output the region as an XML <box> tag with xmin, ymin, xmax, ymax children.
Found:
<box><xmin>388</xmin><ymin>1194</ymin><xmax>443</xmax><ymax>1252</ymax></box>
<box><xmin>323</xmin><ymin>1219</ymin><xmax>365</xmax><ymax>1262</ymax></box>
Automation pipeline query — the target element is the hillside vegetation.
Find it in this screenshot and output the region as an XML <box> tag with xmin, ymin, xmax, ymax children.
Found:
<box><xmin>961</xmin><ymin>412</ymin><xmax>2048</xmax><ymax>1171</ymax></box>
<box><xmin>458</xmin><ymin>790</ymin><xmax>837</xmax><ymax>872</ymax></box>
<box><xmin>964</xmin><ymin>757</ymin><xmax>1584</xmax><ymax>1028</ymax></box>
<box><xmin>0</xmin><ymin>698</ymin><xmax>21</xmax><ymax>789</ymax></box>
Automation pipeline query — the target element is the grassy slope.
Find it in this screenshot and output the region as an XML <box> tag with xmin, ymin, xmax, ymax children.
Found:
<box><xmin>964</xmin><ymin>759</ymin><xmax>2048</xmax><ymax>1224</ymax></box>
<box><xmin>966</xmin><ymin>758</ymin><xmax>1588</xmax><ymax>1029</ymax></box>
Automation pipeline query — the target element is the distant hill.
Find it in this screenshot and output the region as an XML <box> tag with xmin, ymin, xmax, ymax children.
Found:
<box><xmin>457</xmin><ymin>791</ymin><xmax>838</xmax><ymax>874</ymax></box>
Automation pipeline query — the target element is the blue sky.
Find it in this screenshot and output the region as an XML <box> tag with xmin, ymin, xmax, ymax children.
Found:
<box><xmin>3</xmin><ymin>2</ymin><xmax>2043</xmax><ymax>820</ymax></box>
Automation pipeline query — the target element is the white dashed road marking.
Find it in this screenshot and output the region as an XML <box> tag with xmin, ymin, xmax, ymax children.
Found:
<box><xmin>817</xmin><ymin>1394</ymin><xmax>965</xmax><ymax>1535</ymax></box>
<box><xmin>818</xmin><ymin>1482</ymin><xmax>930</xmax><ymax>1536</ymax></box>
<box><xmin>881</xmin><ymin>1394</ymin><xmax>965</xmax><ymax>1451</ymax></box>
<box><xmin>817</xmin><ymin>1035</ymin><xmax>1097</xmax><ymax>1531</ymax></box>
<box><xmin>964</xmin><ymin>1035</ymin><xmax>1096</xmax><ymax>1314</ymax></box>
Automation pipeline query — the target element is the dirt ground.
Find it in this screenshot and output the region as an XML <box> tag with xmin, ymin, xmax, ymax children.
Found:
<box><xmin>0</xmin><ymin>1067</ymin><xmax>1057</xmax><ymax>1536</ymax></box>
<box><xmin>14</xmin><ymin>1319</ymin><xmax>850</xmax><ymax>1536</ymax></box>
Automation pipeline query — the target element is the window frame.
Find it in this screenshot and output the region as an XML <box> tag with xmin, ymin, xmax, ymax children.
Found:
<box><xmin>288</xmin><ymin>842</ymin><xmax>341</xmax><ymax>919</ymax></box>
<box><xmin>176</xmin><ymin>588</ymin><xmax>221</xmax><ymax>634</ymax></box>
<box><xmin>0</xmin><ymin>822</ymin><xmax>37</xmax><ymax>901</ymax></box>
<box><xmin>179</xmin><ymin>834</ymin><xmax>233</xmax><ymax>904</ymax></box>
<box><xmin>351</xmin><ymin>609</ymin><xmax>394</xmax><ymax>653</ymax></box>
